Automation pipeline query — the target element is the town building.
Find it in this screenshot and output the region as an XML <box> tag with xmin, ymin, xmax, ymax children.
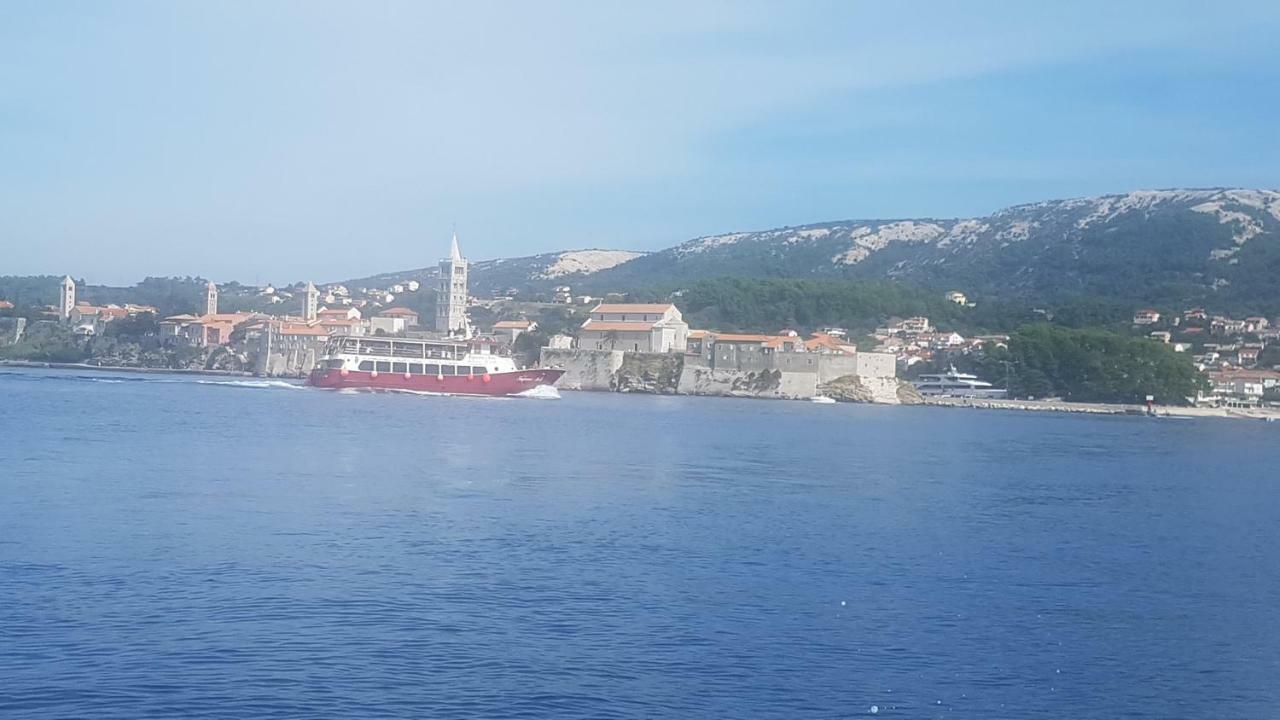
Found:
<box><xmin>547</xmin><ymin>333</ymin><xmax>574</xmax><ymax>350</ymax></box>
<box><xmin>205</xmin><ymin>281</ymin><xmax>218</xmax><ymax>316</ymax></box>
<box><xmin>493</xmin><ymin>318</ymin><xmax>536</xmax><ymax>344</ymax></box>
<box><xmin>578</xmin><ymin>303</ymin><xmax>689</xmax><ymax>353</ymax></box>
<box><xmin>1133</xmin><ymin>309</ymin><xmax>1162</xmax><ymax>325</ymax></box>
<box><xmin>436</xmin><ymin>234</ymin><xmax>469</xmax><ymax>336</ymax></box>
<box><xmin>945</xmin><ymin>291</ymin><xmax>968</xmax><ymax>305</ymax></box>
<box><xmin>378</xmin><ymin>307</ymin><xmax>420</xmax><ymax>327</ymax></box>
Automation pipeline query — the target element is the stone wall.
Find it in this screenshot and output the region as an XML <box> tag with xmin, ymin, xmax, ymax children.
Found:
<box><xmin>539</xmin><ymin>348</ymin><xmax>624</xmax><ymax>391</ymax></box>
<box><xmin>677</xmin><ymin>365</ymin><xmax>818</xmax><ymax>399</ymax></box>
<box><xmin>541</xmin><ymin>347</ymin><xmax>905</xmax><ymax>403</ymax></box>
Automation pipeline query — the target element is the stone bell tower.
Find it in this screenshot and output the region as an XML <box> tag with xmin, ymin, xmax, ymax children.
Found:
<box><xmin>435</xmin><ymin>234</ymin><xmax>469</xmax><ymax>336</ymax></box>
<box><xmin>59</xmin><ymin>276</ymin><xmax>76</xmax><ymax>320</ymax></box>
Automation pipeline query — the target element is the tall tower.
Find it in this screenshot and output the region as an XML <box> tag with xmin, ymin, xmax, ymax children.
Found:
<box><xmin>205</xmin><ymin>281</ymin><xmax>219</xmax><ymax>316</ymax></box>
<box><xmin>435</xmin><ymin>233</ymin><xmax>468</xmax><ymax>336</ymax></box>
<box><xmin>304</xmin><ymin>282</ymin><xmax>319</xmax><ymax>322</ymax></box>
<box><xmin>59</xmin><ymin>276</ymin><xmax>76</xmax><ymax>320</ymax></box>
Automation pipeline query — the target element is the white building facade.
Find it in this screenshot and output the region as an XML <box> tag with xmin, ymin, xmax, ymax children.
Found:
<box><xmin>435</xmin><ymin>234</ymin><xmax>469</xmax><ymax>336</ymax></box>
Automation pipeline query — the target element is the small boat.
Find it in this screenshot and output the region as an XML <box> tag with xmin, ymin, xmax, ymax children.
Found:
<box><xmin>811</xmin><ymin>395</ymin><xmax>837</xmax><ymax>404</ymax></box>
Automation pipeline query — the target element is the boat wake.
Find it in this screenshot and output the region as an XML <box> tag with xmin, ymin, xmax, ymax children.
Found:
<box><xmin>514</xmin><ymin>384</ymin><xmax>561</xmax><ymax>400</ymax></box>
<box><xmin>195</xmin><ymin>379</ymin><xmax>306</xmax><ymax>390</ymax></box>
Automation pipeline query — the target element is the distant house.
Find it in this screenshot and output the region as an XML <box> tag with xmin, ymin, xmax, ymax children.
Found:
<box><xmin>0</xmin><ymin>300</ymin><xmax>14</xmax><ymax>310</ymax></box>
<box><xmin>1183</xmin><ymin>308</ymin><xmax>1208</xmax><ymax>321</ymax></box>
<box><xmin>378</xmin><ymin>307</ymin><xmax>420</xmax><ymax>327</ymax></box>
<box><xmin>493</xmin><ymin>318</ymin><xmax>536</xmax><ymax>343</ymax></box>
<box><xmin>1133</xmin><ymin>309</ymin><xmax>1162</xmax><ymax>325</ymax></box>
<box><xmin>804</xmin><ymin>332</ymin><xmax>858</xmax><ymax>355</ymax></box>
<box><xmin>1244</xmin><ymin>317</ymin><xmax>1270</xmax><ymax>333</ymax></box>
<box><xmin>578</xmin><ymin>303</ymin><xmax>689</xmax><ymax>353</ymax></box>
<box><xmin>1149</xmin><ymin>331</ymin><xmax>1172</xmax><ymax>343</ymax></box>
<box><xmin>319</xmin><ymin>307</ymin><xmax>362</xmax><ymax>321</ymax></box>
<box><xmin>945</xmin><ymin>291</ymin><xmax>968</xmax><ymax>305</ymax></box>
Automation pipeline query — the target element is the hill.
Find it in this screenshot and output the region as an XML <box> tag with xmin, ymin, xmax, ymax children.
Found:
<box><xmin>348</xmin><ymin>188</ymin><xmax>1279</xmax><ymax>313</ymax></box>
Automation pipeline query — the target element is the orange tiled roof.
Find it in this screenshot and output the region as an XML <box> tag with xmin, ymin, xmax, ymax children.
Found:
<box><xmin>493</xmin><ymin>319</ymin><xmax>534</xmax><ymax>329</ymax></box>
<box><xmin>0</xmin><ymin>300</ymin><xmax>13</xmax><ymax>309</ymax></box>
<box><xmin>580</xmin><ymin>321</ymin><xmax>658</xmax><ymax>332</ymax></box>
<box><xmin>712</xmin><ymin>333</ymin><xmax>780</xmax><ymax>343</ymax></box>
<box><xmin>591</xmin><ymin>303</ymin><xmax>674</xmax><ymax>314</ymax></box>
<box><xmin>378</xmin><ymin>307</ymin><xmax>418</xmax><ymax>317</ymax></box>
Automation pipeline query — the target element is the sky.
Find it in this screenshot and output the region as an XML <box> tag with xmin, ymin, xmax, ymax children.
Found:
<box><xmin>3</xmin><ymin>1</ymin><xmax>1279</xmax><ymax>286</ymax></box>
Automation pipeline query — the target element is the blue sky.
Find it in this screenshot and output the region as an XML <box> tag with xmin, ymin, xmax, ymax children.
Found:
<box><xmin>3</xmin><ymin>1</ymin><xmax>1279</xmax><ymax>285</ymax></box>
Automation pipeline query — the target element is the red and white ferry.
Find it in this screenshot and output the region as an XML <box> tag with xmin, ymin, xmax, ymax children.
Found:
<box><xmin>309</xmin><ymin>336</ymin><xmax>563</xmax><ymax>396</ymax></box>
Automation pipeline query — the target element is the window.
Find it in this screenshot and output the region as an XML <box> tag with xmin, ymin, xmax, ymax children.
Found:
<box><xmin>326</xmin><ymin>359</ymin><xmax>344</xmax><ymax>369</ymax></box>
<box><xmin>441</xmin><ymin>365</ymin><xmax>455</xmax><ymax>375</ymax></box>
<box><xmin>409</xmin><ymin>363</ymin><xmax>424</xmax><ymax>375</ymax></box>
<box><xmin>375</xmin><ymin>361</ymin><xmax>391</xmax><ymax>372</ymax></box>
<box><xmin>358</xmin><ymin>360</ymin><xmax>374</xmax><ymax>371</ymax></box>
<box><xmin>392</xmin><ymin>362</ymin><xmax>408</xmax><ymax>373</ymax></box>
<box><xmin>425</xmin><ymin>364</ymin><xmax>440</xmax><ymax>375</ymax></box>
<box><xmin>472</xmin><ymin>366</ymin><xmax>487</xmax><ymax>375</ymax></box>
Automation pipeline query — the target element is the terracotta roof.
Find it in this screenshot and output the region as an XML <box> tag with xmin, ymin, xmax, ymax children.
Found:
<box><xmin>687</xmin><ymin>329</ymin><xmax>709</xmax><ymax>339</ymax></box>
<box><xmin>493</xmin><ymin>319</ymin><xmax>534</xmax><ymax>329</ymax></box>
<box><xmin>0</xmin><ymin>300</ymin><xmax>13</xmax><ymax>309</ymax></box>
<box><xmin>580</xmin><ymin>321</ymin><xmax>657</xmax><ymax>332</ymax></box>
<box><xmin>278</xmin><ymin>323</ymin><xmax>329</xmax><ymax>336</ymax></box>
<box><xmin>378</xmin><ymin>307</ymin><xmax>418</xmax><ymax>317</ymax></box>
<box><xmin>590</xmin><ymin>303</ymin><xmax>674</xmax><ymax>314</ymax></box>
<box><xmin>711</xmin><ymin>333</ymin><xmax>780</xmax><ymax>344</ymax></box>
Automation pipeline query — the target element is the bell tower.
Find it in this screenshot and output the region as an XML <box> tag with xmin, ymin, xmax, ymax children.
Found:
<box><xmin>59</xmin><ymin>276</ymin><xmax>76</xmax><ymax>320</ymax></box>
<box><xmin>435</xmin><ymin>234</ymin><xmax>469</xmax><ymax>336</ymax></box>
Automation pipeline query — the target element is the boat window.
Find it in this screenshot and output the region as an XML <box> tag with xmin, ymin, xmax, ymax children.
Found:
<box><xmin>358</xmin><ymin>360</ymin><xmax>373</xmax><ymax>371</ymax></box>
<box><xmin>425</xmin><ymin>364</ymin><xmax>440</xmax><ymax>375</ymax></box>
<box><xmin>326</xmin><ymin>359</ymin><xmax>344</xmax><ymax>369</ymax></box>
<box><xmin>375</xmin><ymin>361</ymin><xmax>391</xmax><ymax>373</ymax></box>
<box><xmin>472</xmin><ymin>366</ymin><xmax>487</xmax><ymax>375</ymax></box>
<box><xmin>441</xmin><ymin>365</ymin><xmax>456</xmax><ymax>376</ymax></box>
<box><xmin>409</xmin><ymin>363</ymin><xmax>424</xmax><ymax>375</ymax></box>
<box><xmin>392</xmin><ymin>362</ymin><xmax>408</xmax><ymax>373</ymax></box>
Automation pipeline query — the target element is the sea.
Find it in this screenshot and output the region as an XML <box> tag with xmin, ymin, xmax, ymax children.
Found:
<box><xmin>1</xmin><ymin>366</ymin><xmax>1278</xmax><ymax>719</ymax></box>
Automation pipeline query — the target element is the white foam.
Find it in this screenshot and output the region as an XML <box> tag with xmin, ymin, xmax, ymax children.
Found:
<box><xmin>515</xmin><ymin>384</ymin><xmax>562</xmax><ymax>400</ymax></box>
<box><xmin>195</xmin><ymin>379</ymin><xmax>305</xmax><ymax>390</ymax></box>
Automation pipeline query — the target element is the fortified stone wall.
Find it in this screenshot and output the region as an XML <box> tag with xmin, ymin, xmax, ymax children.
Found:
<box><xmin>677</xmin><ymin>365</ymin><xmax>818</xmax><ymax>400</ymax></box>
<box><xmin>541</xmin><ymin>348</ymin><xmax>903</xmax><ymax>403</ymax></box>
<box><xmin>538</xmin><ymin>348</ymin><xmax>623</xmax><ymax>391</ymax></box>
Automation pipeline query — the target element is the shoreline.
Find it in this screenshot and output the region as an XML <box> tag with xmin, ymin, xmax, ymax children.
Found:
<box><xmin>0</xmin><ymin>360</ymin><xmax>255</xmax><ymax>378</ymax></box>
<box><xmin>4</xmin><ymin>362</ymin><xmax>1276</xmax><ymax>422</ymax></box>
<box><xmin>921</xmin><ymin>395</ymin><xmax>1280</xmax><ymax>422</ymax></box>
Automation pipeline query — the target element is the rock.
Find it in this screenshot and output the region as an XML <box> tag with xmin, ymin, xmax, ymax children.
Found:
<box><xmin>817</xmin><ymin>374</ymin><xmax>876</xmax><ymax>403</ymax></box>
<box><xmin>896</xmin><ymin>380</ymin><xmax>925</xmax><ymax>405</ymax></box>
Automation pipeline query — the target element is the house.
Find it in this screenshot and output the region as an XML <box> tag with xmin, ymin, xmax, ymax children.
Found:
<box><xmin>553</xmin><ymin>286</ymin><xmax>573</xmax><ymax>304</ymax></box>
<box><xmin>1238</xmin><ymin>347</ymin><xmax>1261</xmax><ymax>367</ymax></box>
<box><xmin>317</xmin><ymin>317</ymin><xmax>365</xmax><ymax>336</ymax></box>
<box><xmin>1183</xmin><ymin>308</ymin><xmax>1207</xmax><ymax>321</ymax></box>
<box><xmin>1244</xmin><ymin>317</ymin><xmax>1270</xmax><ymax>333</ymax></box>
<box><xmin>1149</xmin><ymin>331</ymin><xmax>1172</xmax><ymax>343</ymax></box>
<box><xmin>378</xmin><ymin>307</ymin><xmax>420</xmax><ymax>327</ymax></box>
<box><xmin>493</xmin><ymin>318</ymin><xmax>536</xmax><ymax>344</ymax></box>
<box><xmin>369</xmin><ymin>316</ymin><xmax>407</xmax><ymax>335</ymax></box>
<box><xmin>685</xmin><ymin>329</ymin><xmax>711</xmax><ymax>355</ymax></box>
<box><xmin>1133</xmin><ymin>309</ymin><xmax>1161</xmax><ymax>325</ymax></box>
<box><xmin>578</xmin><ymin>303</ymin><xmax>689</xmax><ymax>352</ymax></box>
<box><xmin>945</xmin><ymin>291</ymin><xmax>968</xmax><ymax>305</ymax></box>
<box><xmin>0</xmin><ymin>300</ymin><xmax>13</xmax><ymax>310</ymax></box>
<box><xmin>319</xmin><ymin>307</ymin><xmax>362</xmax><ymax>321</ymax></box>
<box><xmin>804</xmin><ymin>332</ymin><xmax>857</xmax><ymax>355</ymax></box>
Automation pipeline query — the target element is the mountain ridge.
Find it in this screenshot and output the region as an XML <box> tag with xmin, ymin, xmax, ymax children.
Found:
<box><xmin>346</xmin><ymin>188</ymin><xmax>1280</xmax><ymax>313</ymax></box>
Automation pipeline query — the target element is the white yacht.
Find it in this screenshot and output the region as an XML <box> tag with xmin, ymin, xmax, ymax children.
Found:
<box><xmin>914</xmin><ymin>367</ymin><xmax>1007</xmax><ymax>398</ymax></box>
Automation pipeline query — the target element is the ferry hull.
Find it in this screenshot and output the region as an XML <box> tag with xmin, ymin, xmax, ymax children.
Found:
<box><xmin>308</xmin><ymin>368</ymin><xmax>564</xmax><ymax>396</ymax></box>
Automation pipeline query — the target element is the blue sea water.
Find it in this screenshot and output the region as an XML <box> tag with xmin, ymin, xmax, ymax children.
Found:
<box><xmin>1</xmin><ymin>366</ymin><xmax>1278</xmax><ymax>719</ymax></box>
